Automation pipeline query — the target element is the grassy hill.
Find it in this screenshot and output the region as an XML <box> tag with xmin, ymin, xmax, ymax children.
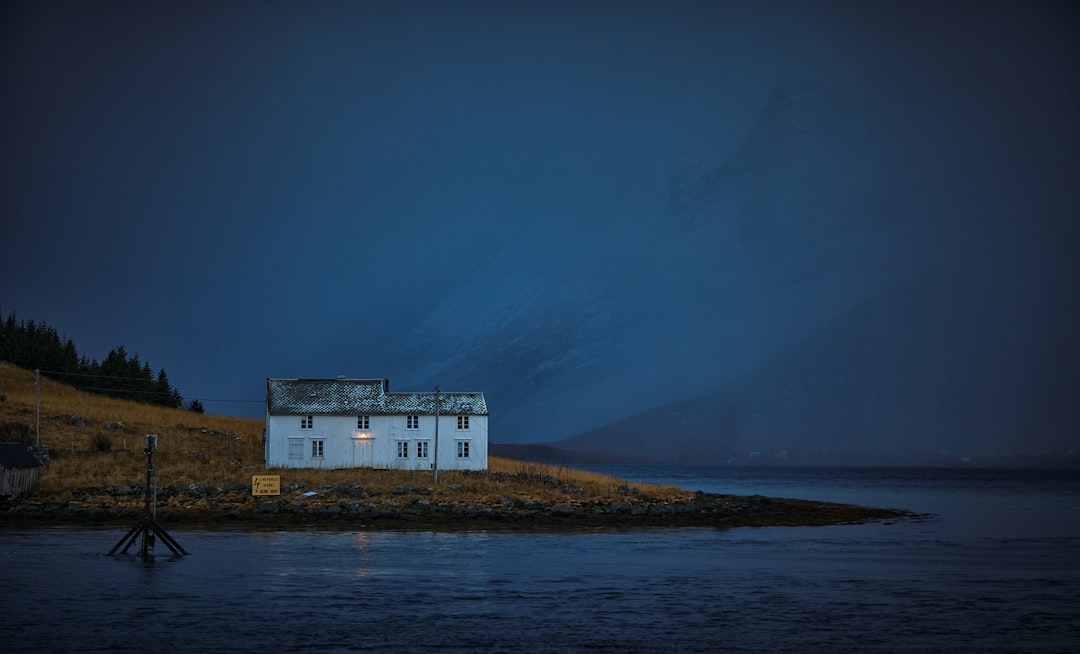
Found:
<box><xmin>0</xmin><ymin>362</ymin><xmax>676</xmax><ymax>501</ymax></box>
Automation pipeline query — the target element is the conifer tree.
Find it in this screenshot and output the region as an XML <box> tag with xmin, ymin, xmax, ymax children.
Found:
<box><xmin>0</xmin><ymin>309</ymin><xmax>187</xmax><ymax>409</ymax></box>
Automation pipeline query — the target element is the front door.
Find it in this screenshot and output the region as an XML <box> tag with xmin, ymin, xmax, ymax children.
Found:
<box><xmin>352</xmin><ymin>438</ymin><xmax>373</xmax><ymax>468</ymax></box>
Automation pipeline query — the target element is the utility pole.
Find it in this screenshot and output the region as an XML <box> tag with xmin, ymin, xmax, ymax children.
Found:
<box><xmin>433</xmin><ymin>385</ymin><xmax>440</xmax><ymax>486</ymax></box>
<box><xmin>34</xmin><ymin>369</ymin><xmax>40</xmax><ymax>447</ymax></box>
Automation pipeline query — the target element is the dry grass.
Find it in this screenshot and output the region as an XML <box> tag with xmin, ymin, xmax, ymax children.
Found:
<box><xmin>0</xmin><ymin>362</ymin><xmax>687</xmax><ymax>502</ymax></box>
<box><xmin>0</xmin><ymin>363</ymin><xmax>264</xmax><ymax>492</ymax></box>
<box><xmin>487</xmin><ymin>456</ymin><xmax>685</xmax><ymax>498</ymax></box>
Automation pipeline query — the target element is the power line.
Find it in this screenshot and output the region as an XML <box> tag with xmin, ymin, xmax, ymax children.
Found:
<box><xmin>184</xmin><ymin>397</ymin><xmax>264</xmax><ymax>405</ymax></box>
<box><xmin>39</xmin><ymin>368</ymin><xmax>263</xmax><ymax>404</ymax></box>
<box><xmin>39</xmin><ymin>369</ymin><xmax>164</xmax><ymax>382</ymax></box>
<box><xmin>73</xmin><ymin>385</ymin><xmax>177</xmax><ymax>397</ymax></box>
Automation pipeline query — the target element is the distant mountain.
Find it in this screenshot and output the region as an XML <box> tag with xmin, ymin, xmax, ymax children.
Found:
<box><xmin>375</xmin><ymin>82</ymin><xmax>936</xmax><ymax>443</ymax></box>
<box><xmin>339</xmin><ymin>81</ymin><xmax>1076</xmax><ymax>458</ymax></box>
<box><xmin>541</xmin><ymin>394</ymin><xmax>745</xmax><ymax>465</ymax></box>
<box><xmin>546</xmin><ymin>270</ymin><xmax>1080</xmax><ymax>464</ymax></box>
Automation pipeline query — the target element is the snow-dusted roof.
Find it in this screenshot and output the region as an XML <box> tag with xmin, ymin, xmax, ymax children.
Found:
<box><xmin>266</xmin><ymin>378</ymin><xmax>488</xmax><ymax>416</ymax></box>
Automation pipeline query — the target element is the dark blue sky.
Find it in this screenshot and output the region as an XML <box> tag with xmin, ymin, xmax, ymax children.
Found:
<box><xmin>3</xmin><ymin>1</ymin><xmax>1078</xmax><ymax>454</ymax></box>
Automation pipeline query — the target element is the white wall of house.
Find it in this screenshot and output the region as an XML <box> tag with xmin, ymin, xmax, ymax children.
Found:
<box><xmin>265</xmin><ymin>413</ymin><xmax>488</xmax><ymax>471</ymax></box>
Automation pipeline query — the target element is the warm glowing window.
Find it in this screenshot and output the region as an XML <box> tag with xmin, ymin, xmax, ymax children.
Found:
<box><xmin>457</xmin><ymin>415</ymin><xmax>469</xmax><ymax>430</ymax></box>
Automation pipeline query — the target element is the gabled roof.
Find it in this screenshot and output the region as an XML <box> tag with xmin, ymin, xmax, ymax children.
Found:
<box><xmin>0</xmin><ymin>442</ymin><xmax>43</xmax><ymax>468</ymax></box>
<box><xmin>266</xmin><ymin>378</ymin><xmax>488</xmax><ymax>416</ymax></box>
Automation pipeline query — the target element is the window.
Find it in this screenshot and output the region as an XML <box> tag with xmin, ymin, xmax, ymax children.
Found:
<box><xmin>288</xmin><ymin>438</ymin><xmax>303</xmax><ymax>459</ymax></box>
<box><xmin>311</xmin><ymin>439</ymin><xmax>324</xmax><ymax>458</ymax></box>
<box><xmin>457</xmin><ymin>415</ymin><xmax>469</xmax><ymax>430</ymax></box>
<box><xmin>406</xmin><ymin>415</ymin><xmax>419</xmax><ymax>429</ymax></box>
<box><xmin>357</xmin><ymin>415</ymin><xmax>369</xmax><ymax>429</ymax></box>
<box><xmin>301</xmin><ymin>415</ymin><xmax>313</xmax><ymax>429</ymax></box>
<box><xmin>397</xmin><ymin>441</ymin><xmax>409</xmax><ymax>458</ymax></box>
<box><xmin>457</xmin><ymin>441</ymin><xmax>470</xmax><ymax>458</ymax></box>
<box><xmin>416</xmin><ymin>441</ymin><xmax>429</xmax><ymax>458</ymax></box>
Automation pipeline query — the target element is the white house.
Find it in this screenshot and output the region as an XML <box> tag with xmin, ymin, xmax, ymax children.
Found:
<box><xmin>264</xmin><ymin>378</ymin><xmax>488</xmax><ymax>471</ymax></box>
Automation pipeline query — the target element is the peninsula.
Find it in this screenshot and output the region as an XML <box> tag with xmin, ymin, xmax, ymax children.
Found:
<box><xmin>1</xmin><ymin>363</ymin><xmax>915</xmax><ymax>529</ymax></box>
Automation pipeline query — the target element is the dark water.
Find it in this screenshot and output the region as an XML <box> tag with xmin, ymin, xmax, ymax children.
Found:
<box><xmin>3</xmin><ymin>466</ymin><xmax>1078</xmax><ymax>653</ymax></box>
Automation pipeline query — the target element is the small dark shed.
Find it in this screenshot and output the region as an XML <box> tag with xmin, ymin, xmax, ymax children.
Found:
<box><xmin>0</xmin><ymin>442</ymin><xmax>43</xmax><ymax>498</ymax></box>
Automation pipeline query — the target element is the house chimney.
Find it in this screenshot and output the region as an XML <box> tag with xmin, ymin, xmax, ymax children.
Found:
<box><xmin>383</xmin><ymin>378</ymin><xmax>390</xmax><ymax>393</ymax></box>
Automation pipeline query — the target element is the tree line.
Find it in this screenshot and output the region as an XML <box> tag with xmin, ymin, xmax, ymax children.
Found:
<box><xmin>0</xmin><ymin>308</ymin><xmax>201</xmax><ymax>412</ymax></box>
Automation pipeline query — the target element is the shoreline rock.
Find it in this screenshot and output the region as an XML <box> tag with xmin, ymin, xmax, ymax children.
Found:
<box><xmin>1</xmin><ymin>490</ymin><xmax>921</xmax><ymax>530</ymax></box>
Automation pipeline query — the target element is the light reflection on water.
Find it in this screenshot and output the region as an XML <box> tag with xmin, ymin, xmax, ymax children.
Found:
<box><xmin>354</xmin><ymin>531</ymin><xmax>371</xmax><ymax>578</ymax></box>
<box><xmin>2</xmin><ymin>466</ymin><xmax>1079</xmax><ymax>653</ymax></box>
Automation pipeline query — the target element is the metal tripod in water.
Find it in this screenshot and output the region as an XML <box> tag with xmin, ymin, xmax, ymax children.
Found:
<box><xmin>108</xmin><ymin>434</ymin><xmax>187</xmax><ymax>557</ymax></box>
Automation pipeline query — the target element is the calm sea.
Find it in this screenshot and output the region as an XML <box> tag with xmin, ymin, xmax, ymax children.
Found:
<box><xmin>3</xmin><ymin>466</ymin><xmax>1078</xmax><ymax>653</ymax></box>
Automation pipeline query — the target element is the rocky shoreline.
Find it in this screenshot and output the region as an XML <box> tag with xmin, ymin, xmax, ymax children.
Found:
<box><xmin>1</xmin><ymin>481</ymin><xmax>919</xmax><ymax>530</ymax></box>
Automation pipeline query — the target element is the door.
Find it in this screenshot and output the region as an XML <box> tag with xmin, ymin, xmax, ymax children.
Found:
<box><xmin>352</xmin><ymin>438</ymin><xmax>373</xmax><ymax>468</ymax></box>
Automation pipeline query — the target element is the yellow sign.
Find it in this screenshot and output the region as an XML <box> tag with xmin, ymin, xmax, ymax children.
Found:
<box><xmin>252</xmin><ymin>475</ymin><xmax>280</xmax><ymax>496</ymax></box>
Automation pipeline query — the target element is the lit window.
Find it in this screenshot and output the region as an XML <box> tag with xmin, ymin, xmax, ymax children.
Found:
<box><xmin>288</xmin><ymin>438</ymin><xmax>303</xmax><ymax>459</ymax></box>
<box><xmin>457</xmin><ymin>415</ymin><xmax>469</xmax><ymax>430</ymax></box>
<box><xmin>417</xmin><ymin>441</ymin><xmax>429</xmax><ymax>458</ymax></box>
<box><xmin>357</xmin><ymin>415</ymin><xmax>369</xmax><ymax>429</ymax></box>
<box><xmin>406</xmin><ymin>415</ymin><xmax>419</xmax><ymax>429</ymax></box>
<box><xmin>301</xmin><ymin>415</ymin><xmax>313</xmax><ymax>429</ymax></box>
<box><xmin>311</xmin><ymin>439</ymin><xmax>324</xmax><ymax>458</ymax></box>
<box><xmin>457</xmin><ymin>441</ymin><xmax>470</xmax><ymax>458</ymax></box>
<box><xmin>397</xmin><ymin>441</ymin><xmax>409</xmax><ymax>458</ymax></box>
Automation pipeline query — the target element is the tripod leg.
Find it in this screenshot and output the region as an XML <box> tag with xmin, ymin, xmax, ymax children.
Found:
<box><xmin>150</xmin><ymin>520</ymin><xmax>188</xmax><ymax>556</ymax></box>
<box><xmin>123</xmin><ymin>522</ymin><xmax>148</xmax><ymax>555</ymax></box>
<box><xmin>108</xmin><ymin>522</ymin><xmax>142</xmax><ymax>556</ymax></box>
